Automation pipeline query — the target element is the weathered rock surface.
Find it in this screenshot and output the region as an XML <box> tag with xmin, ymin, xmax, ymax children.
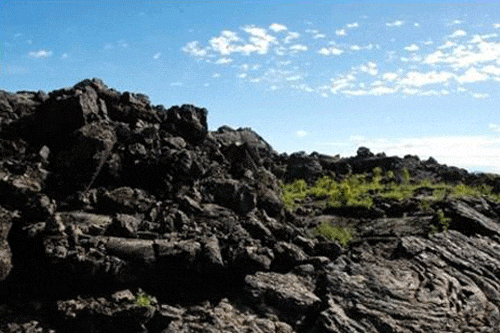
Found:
<box><xmin>1</xmin><ymin>78</ymin><xmax>500</xmax><ymax>332</ymax></box>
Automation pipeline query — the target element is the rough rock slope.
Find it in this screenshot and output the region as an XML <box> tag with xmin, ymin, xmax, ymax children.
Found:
<box><xmin>0</xmin><ymin>79</ymin><xmax>499</xmax><ymax>332</ymax></box>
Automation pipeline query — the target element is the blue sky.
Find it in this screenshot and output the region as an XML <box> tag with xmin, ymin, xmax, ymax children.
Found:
<box><xmin>2</xmin><ymin>1</ymin><xmax>500</xmax><ymax>173</ymax></box>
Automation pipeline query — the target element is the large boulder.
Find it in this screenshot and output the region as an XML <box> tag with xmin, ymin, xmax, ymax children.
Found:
<box><xmin>34</xmin><ymin>84</ymin><xmax>106</xmax><ymax>140</ymax></box>
<box><xmin>164</xmin><ymin>104</ymin><xmax>208</xmax><ymax>144</ymax></box>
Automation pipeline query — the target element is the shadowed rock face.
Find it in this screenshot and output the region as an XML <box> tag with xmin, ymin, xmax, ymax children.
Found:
<box><xmin>0</xmin><ymin>78</ymin><xmax>500</xmax><ymax>332</ymax></box>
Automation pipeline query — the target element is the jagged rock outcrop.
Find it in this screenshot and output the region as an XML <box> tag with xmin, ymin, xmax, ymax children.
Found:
<box><xmin>1</xmin><ymin>79</ymin><xmax>500</xmax><ymax>332</ymax></box>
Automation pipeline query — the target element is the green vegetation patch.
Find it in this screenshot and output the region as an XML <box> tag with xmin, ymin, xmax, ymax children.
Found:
<box><xmin>281</xmin><ymin>168</ymin><xmax>500</xmax><ymax>211</ymax></box>
<box><xmin>314</xmin><ymin>222</ymin><xmax>353</xmax><ymax>247</ymax></box>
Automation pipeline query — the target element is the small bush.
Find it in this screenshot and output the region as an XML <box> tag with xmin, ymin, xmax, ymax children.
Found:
<box><xmin>135</xmin><ymin>291</ymin><xmax>153</xmax><ymax>308</ymax></box>
<box><xmin>314</xmin><ymin>222</ymin><xmax>353</xmax><ymax>247</ymax></box>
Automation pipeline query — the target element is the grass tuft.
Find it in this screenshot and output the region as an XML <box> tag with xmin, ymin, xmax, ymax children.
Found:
<box><xmin>314</xmin><ymin>222</ymin><xmax>353</xmax><ymax>247</ymax></box>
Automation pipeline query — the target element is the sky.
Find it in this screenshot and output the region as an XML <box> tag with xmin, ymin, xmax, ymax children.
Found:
<box><xmin>2</xmin><ymin>1</ymin><xmax>500</xmax><ymax>174</ymax></box>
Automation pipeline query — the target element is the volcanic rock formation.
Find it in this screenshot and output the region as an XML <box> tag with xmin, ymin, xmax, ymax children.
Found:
<box><xmin>1</xmin><ymin>79</ymin><xmax>500</xmax><ymax>332</ymax></box>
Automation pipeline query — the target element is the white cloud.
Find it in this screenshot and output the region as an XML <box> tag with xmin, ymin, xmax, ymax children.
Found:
<box><xmin>399</xmin><ymin>71</ymin><xmax>454</xmax><ymax>87</ymax></box>
<box><xmin>456</xmin><ymin>67</ymin><xmax>489</xmax><ymax>83</ymax></box>
<box><xmin>472</xmin><ymin>92</ymin><xmax>489</xmax><ymax>99</ymax></box>
<box><xmin>369</xmin><ymin>86</ymin><xmax>397</xmax><ymax>95</ymax></box>
<box><xmin>414</xmin><ymin>23</ymin><xmax>420</xmax><ymax>27</ymax></box>
<box><xmin>296</xmin><ymin>130</ymin><xmax>308</xmax><ymax>138</ymax></box>
<box><xmin>346</xmin><ymin>22</ymin><xmax>359</xmax><ymax>29</ymax></box>
<box><xmin>419</xmin><ymin>90</ymin><xmax>442</xmax><ymax>96</ymax></box>
<box><xmin>386</xmin><ymin>20</ymin><xmax>404</xmax><ymax>27</ymax></box>
<box><xmin>482</xmin><ymin>33</ymin><xmax>498</xmax><ymax>39</ymax></box>
<box><xmin>212</xmin><ymin>73</ymin><xmax>221</xmax><ymax>78</ymax></box>
<box><xmin>206</xmin><ymin>26</ymin><xmax>279</xmax><ymax>56</ymax></box>
<box><xmin>293</xmin><ymin>84</ymin><xmax>314</xmax><ymax>93</ymax></box>
<box><xmin>343</xmin><ymin>90</ymin><xmax>367</xmax><ymax>96</ymax></box>
<box><xmin>470</xmin><ymin>35</ymin><xmax>483</xmax><ymax>44</ymax></box>
<box><xmin>61</xmin><ymin>53</ymin><xmax>68</xmax><ymax>59</ymax></box>
<box><xmin>289</xmin><ymin>44</ymin><xmax>308</xmax><ymax>52</ymax></box>
<box><xmin>313</xmin><ymin>33</ymin><xmax>326</xmax><ymax>39</ymax></box>
<box><xmin>400</xmin><ymin>54</ymin><xmax>422</xmax><ymax>63</ymax></box>
<box><xmin>349</xmin><ymin>44</ymin><xmax>375</xmax><ymax>51</ymax></box>
<box><xmin>382</xmin><ymin>72</ymin><xmax>399</xmax><ymax>81</ymax></box>
<box><xmin>451</xmin><ymin>20</ymin><xmax>463</xmax><ymax>25</ymax></box>
<box><xmin>424</xmin><ymin>40</ymin><xmax>500</xmax><ymax>68</ymax></box>
<box><xmin>209</xmin><ymin>30</ymin><xmax>241</xmax><ymax>55</ymax></box>
<box><xmin>449</xmin><ymin>29</ymin><xmax>467</xmax><ymax>38</ymax></box>
<box><xmin>402</xmin><ymin>88</ymin><xmax>420</xmax><ymax>95</ymax></box>
<box><xmin>215</xmin><ymin>57</ymin><xmax>233</xmax><ymax>64</ymax></box>
<box><xmin>283</xmin><ymin>31</ymin><xmax>300</xmax><ymax>43</ymax></box>
<box><xmin>438</xmin><ymin>41</ymin><xmax>456</xmax><ymax>49</ymax></box>
<box><xmin>494</xmin><ymin>23</ymin><xmax>500</xmax><ymax>29</ymax></box>
<box><xmin>28</xmin><ymin>49</ymin><xmax>53</xmax><ymax>58</ymax></box>
<box><xmin>318</xmin><ymin>46</ymin><xmax>344</xmax><ymax>56</ymax></box>
<box><xmin>182</xmin><ymin>41</ymin><xmax>208</xmax><ymax>57</ymax></box>
<box><xmin>242</xmin><ymin>25</ymin><xmax>277</xmax><ymax>54</ymax></box>
<box><xmin>481</xmin><ymin>65</ymin><xmax>500</xmax><ymax>76</ymax></box>
<box><xmin>330</xmin><ymin>75</ymin><xmax>355</xmax><ymax>94</ymax></box>
<box><xmin>269</xmin><ymin>23</ymin><xmax>287</xmax><ymax>32</ymax></box>
<box><xmin>404</xmin><ymin>44</ymin><xmax>420</xmax><ymax>52</ymax></box>
<box><xmin>489</xmin><ymin>123</ymin><xmax>500</xmax><ymax>132</ymax></box>
<box><xmin>335</xmin><ymin>29</ymin><xmax>346</xmax><ymax>36</ymax></box>
<box><xmin>286</xmin><ymin>75</ymin><xmax>303</xmax><ymax>81</ymax></box>
<box><xmin>238</xmin><ymin>73</ymin><xmax>247</xmax><ymax>78</ymax></box>
<box><xmin>358</xmin><ymin>62</ymin><xmax>378</xmax><ymax>76</ymax></box>
<box><xmin>153</xmin><ymin>52</ymin><xmax>161</xmax><ymax>59</ymax></box>
<box><xmin>274</xmin><ymin>46</ymin><xmax>286</xmax><ymax>56</ymax></box>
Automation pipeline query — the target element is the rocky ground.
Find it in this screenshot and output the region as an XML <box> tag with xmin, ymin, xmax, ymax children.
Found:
<box><xmin>1</xmin><ymin>79</ymin><xmax>500</xmax><ymax>332</ymax></box>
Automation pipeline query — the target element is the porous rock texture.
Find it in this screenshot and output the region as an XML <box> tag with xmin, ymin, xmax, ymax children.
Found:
<box><xmin>0</xmin><ymin>79</ymin><xmax>500</xmax><ymax>332</ymax></box>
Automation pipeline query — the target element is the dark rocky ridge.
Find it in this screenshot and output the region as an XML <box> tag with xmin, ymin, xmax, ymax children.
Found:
<box><xmin>0</xmin><ymin>78</ymin><xmax>499</xmax><ymax>332</ymax></box>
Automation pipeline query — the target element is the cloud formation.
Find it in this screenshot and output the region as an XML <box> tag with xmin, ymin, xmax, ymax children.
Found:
<box><xmin>182</xmin><ymin>19</ymin><xmax>500</xmax><ymax>99</ymax></box>
<box><xmin>28</xmin><ymin>49</ymin><xmax>53</xmax><ymax>58</ymax></box>
<box><xmin>386</xmin><ymin>20</ymin><xmax>404</xmax><ymax>27</ymax></box>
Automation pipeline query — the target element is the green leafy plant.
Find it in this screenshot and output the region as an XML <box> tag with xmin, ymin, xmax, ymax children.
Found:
<box><xmin>135</xmin><ymin>291</ymin><xmax>153</xmax><ymax>308</ymax></box>
<box><xmin>314</xmin><ymin>222</ymin><xmax>353</xmax><ymax>247</ymax></box>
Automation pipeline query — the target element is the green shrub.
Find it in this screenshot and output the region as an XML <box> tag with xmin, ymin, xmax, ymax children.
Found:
<box><xmin>314</xmin><ymin>222</ymin><xmax>353</xmax><ymax>247</ymax></box>
<box><xmin>135</xmin><ymin>291</ymin><xmax>153</xmax><ymax>308</ymax></box>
